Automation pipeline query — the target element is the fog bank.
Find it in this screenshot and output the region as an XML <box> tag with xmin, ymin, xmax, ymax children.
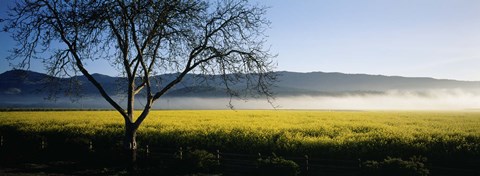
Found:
<box><xmin>152</xmin><ymin>89</ymin><xmax>480</xmax><ymax>110</ymax></box>
<box><xmin>2</xmin><ymin>89</ymin><xmax>480</xmax><ymax>110</ymax></box>
<box><xmin>272</xmin><ymin>90</ymin><xmax>480</xmax><ymax>110</ymax></box>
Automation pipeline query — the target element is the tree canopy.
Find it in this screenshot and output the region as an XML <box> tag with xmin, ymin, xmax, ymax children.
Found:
<box><xmin>3</xmin><ymin>0</ymin><xmax>275</xmax><ymax>154</ymax></box>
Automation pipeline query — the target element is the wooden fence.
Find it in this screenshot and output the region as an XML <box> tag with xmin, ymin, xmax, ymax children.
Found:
<box><xmin>1</xmin><ymin>135</ymin><xmax>480</xmax><ymax>176</ymax></box>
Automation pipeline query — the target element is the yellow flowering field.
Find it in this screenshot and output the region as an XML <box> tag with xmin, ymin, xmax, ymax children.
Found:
<box><xmin>0</xmin><ymin>110</ymin><xmax>479</xmax><ymax>159</ymax></box>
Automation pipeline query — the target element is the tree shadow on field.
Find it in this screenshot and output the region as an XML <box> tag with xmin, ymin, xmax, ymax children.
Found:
<box><xmin>0</xmin><ymin>161</ymin><xmax>127</xmax><ymax>176</ymax></box>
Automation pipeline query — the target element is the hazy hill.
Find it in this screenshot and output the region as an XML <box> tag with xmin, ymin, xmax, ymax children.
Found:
<box><xmin>2</xmin><ymin>69</ymin><xmax>480</xmax><ymax>98</ymax></box>
<box><xmin>275</xmin><ymin>71</ymin><xmax>480</xmax><ymax>94</ymax></box>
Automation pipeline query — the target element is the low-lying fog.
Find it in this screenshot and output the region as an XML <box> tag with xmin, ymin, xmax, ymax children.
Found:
<box><xmin>3</xmin><ymin>89</ymin><xmax>480</xmax><ymax>110</ymax></box>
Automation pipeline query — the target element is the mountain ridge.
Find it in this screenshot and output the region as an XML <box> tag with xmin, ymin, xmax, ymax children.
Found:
<box><xmin>279</xmin><ymin>70</ymin><xmax>477</xmax><ymax>82</ymax></box>
<box><xmin>1</xmin><ymin>69</ymin><xmax>480</xmax><ymax>97</ymax></box>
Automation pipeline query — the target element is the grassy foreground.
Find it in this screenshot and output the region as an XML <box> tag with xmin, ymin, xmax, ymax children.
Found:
<box><xmin>0</xmin><ymin>110</ymin><xmax>479</xmax><ymax>159</ymax></box>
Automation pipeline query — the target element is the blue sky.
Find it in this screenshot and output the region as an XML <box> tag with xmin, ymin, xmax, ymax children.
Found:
<box><xmin>2</xmin><ymin>0</ymin><xmax>480</xmax><ymax>81</ymax></box>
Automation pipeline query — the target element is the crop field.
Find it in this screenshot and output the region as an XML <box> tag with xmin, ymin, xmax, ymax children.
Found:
<box><xmin>0</xmin><ymin>110</ymin><xmax>479</xmax><ymax>161</ymax></box>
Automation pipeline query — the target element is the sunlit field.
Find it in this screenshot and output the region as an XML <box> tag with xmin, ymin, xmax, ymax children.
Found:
<box><xmin>1</xmin><ymin>110</ymin><xmax>479</xmax><ymax>160</ymax></box>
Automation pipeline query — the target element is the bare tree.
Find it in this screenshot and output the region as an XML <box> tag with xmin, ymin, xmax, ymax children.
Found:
<box><xmin>2</xmin><ymin>0</ymin><xmax>275</xmax><ymax>163</ymax></box>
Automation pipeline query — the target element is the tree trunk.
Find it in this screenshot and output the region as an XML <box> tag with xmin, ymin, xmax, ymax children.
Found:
<box><xmin>124</xmin><ymin>122</ymin><xmax>138</xmax><ymax>171</ymax></box>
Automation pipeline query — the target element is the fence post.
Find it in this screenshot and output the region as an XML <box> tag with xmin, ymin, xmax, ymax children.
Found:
<box><xmin>41</xmin><ymin>138</ymin><xmax>45</xmax><ymax>150</ymax></box>
<box><xmin>0</xmin><ymin>136</ymin><xmax>3</xmax><ymax>148</ymax></box>
<box><xmin>216</xmin><ymin>149</ymin><xmax>221</xmax><ymax>165</ymax></box>
<box><xmin>358</xmin><ymin>158</ymin><xmax>362</xmax><ymax>168</ymax></box>
<box><xmin>305</xmin><ymin>155</ymin><xmax>309</xmax><ymax>172</ymax></box>
<box><xmin>146</xmin><ymin>145</ymin><xmax>150</xmax><ymax>158</ymax></box>
<box><xmin>179</xmin><ymin>147</ymin><xmax>183</xmax><ymax>160</ymax></box>
<box><xmin>89</xmin><ymin>141</ymin><xmax>94</xmax><ymax>152</ymax></box>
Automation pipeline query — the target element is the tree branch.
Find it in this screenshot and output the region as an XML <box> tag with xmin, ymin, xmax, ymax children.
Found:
<box><xmin>44</xmin><ymin>1</ymin><xmax>128</xmax><ymax>119</ymax></box>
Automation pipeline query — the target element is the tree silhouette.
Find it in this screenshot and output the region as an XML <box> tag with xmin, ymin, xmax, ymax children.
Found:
<box><xmin>2</xmin><ymin>0</ymin><xmax>275</xmax><ymax>165</ymax></box>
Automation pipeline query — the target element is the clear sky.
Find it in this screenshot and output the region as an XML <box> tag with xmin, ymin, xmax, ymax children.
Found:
<box><xmin>1</xmin><ymin>0</ymin><xmax>480</xmax><ymax>81</ymax></box>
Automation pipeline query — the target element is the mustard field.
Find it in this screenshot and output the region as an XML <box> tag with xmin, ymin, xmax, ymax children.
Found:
<box><xmin>0</xmin><ymin>110</ymin><xmax>479</xmax><ymax>159</ymax></box>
